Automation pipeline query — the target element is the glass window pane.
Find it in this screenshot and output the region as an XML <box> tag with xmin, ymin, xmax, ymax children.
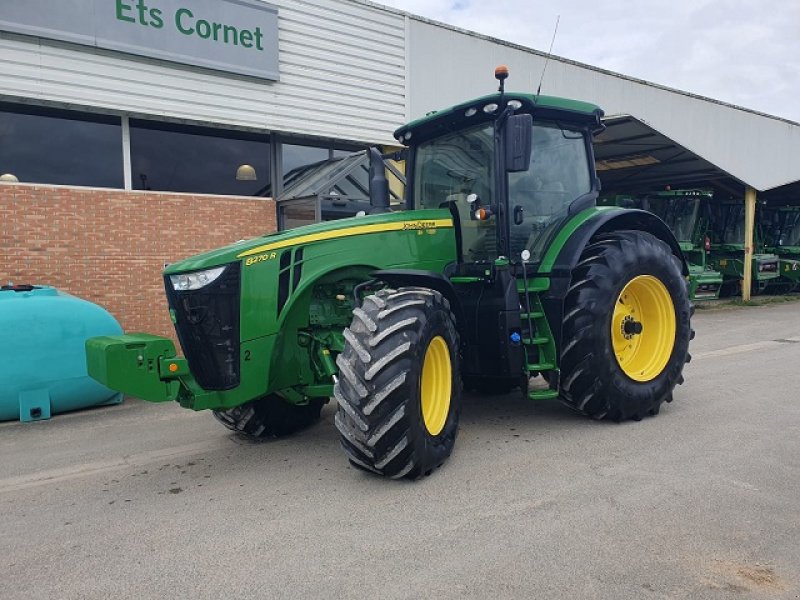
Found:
<box><xmin>414</xmin><ymin>123</ymin><xmax>495</xmax><ymax>210</ymax></box>
<box><xmin>333</xmin><ymin>146</ymin><xmax>362</xmax><ymax>159</ymax></box>
<box><xmin>279</xmin><ymin>199</ymin><xmax>318</xmax><ymax>230</ymax></box>
<box><xmin>130</xmin><ymin>120</ymin><xmax>270</xmax><ymax>196</ymax></box>
<box><xmin>414</xmin><ymin>123</ymin><xmax>496</xmax><ymax>262</ymax></box>
<box><xmin>0</xmin><ymin>103</ymin><xmax>123</xmax><ymax>188</ymax></box>
<box><xmin>508</xmin><ymin>121</ymin><xmax>592</xmax><ymax>261</ymax></box>
<box><xmin>282</xmin><ymin>144</ymin><xmax>329</xmax><ymax>187</ymax></box>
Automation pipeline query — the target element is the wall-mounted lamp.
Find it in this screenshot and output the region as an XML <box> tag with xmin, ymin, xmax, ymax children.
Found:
<box><xmin>236</xmin><ymin>164</ymin><xmax>257</xmax><ymax>181</ymax></box>
<box><xmin>0</xmin><ymin>173</ymin><xmax>19</xmax><ymax>183</ymax></box>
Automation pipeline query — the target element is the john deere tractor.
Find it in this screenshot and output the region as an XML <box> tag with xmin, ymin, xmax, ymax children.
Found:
<box><xmin>708</xmin><ymin>200</ymin><xmax>779</xmax><ymax>296</ymax></box>
<box><xmin>763</xmin><ymin>205</ymin><xmax>800</xmax><ymax>293</ymax></box>
<box><xmin>87</xmin><ymin>69</ymin><xmax>693</xmax><ymax>480</ymax></box>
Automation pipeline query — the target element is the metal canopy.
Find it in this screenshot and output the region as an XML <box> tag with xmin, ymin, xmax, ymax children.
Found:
<box><xmin>594</xmin><ymin>116</ymin><xmax>746</xmax><ymax>197</ymax></box>
<box><xmin>277</xmin><ymin>150</ymin><xmax>405</xmax><ymax>230</ymax></box>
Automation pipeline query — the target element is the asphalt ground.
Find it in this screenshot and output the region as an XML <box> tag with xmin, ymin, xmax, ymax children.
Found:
<box><xmin>1</xmin><ymin>301</ymin><xmax>799</xmax><ymax>600</ymax></box>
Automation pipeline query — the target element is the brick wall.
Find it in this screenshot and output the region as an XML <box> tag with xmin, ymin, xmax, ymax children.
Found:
<box><xmin>0</xmin><ymin>183</ymin><xmax>276</xmax><ymax>341</ymax></box>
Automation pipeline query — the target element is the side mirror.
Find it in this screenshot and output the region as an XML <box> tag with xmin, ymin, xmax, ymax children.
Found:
<box><xmin>504</xmin><ymin>113</ymin><xmax>533</xmax><ymax>173</ymax></box>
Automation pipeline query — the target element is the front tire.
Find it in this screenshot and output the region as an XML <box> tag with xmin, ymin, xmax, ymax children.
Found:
<box><xmin>213</xmin><ymin>394</ymin><xmax>325</xmax><ymax>438</ymax></box>
<box><xmin>560</xmin><ymin>231</ymin><xmax>692</xmax><ymax>421</ymax></box>
<box><xmin>334</xmin><ymin>287</ymin><xmax>462</xmax><ymax>479</ymax></box>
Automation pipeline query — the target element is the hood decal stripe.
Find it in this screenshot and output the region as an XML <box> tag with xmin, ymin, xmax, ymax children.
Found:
<box><xmin>237</xmin><ymin>219</ymin><xmax>454</xmax><ymax>258</ymax></box>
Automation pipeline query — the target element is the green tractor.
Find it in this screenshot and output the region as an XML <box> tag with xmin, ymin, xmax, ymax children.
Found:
<box><xmin>763</xmin><ymin>205</ymin><xmax>800</xmax><ymax>293</ymax></box>
<box><xmin>87</xmin><ymin>69</ymin><xmax>693</xmax><ymax>480</ymax></box>
<box><xmin>708</xmin><ymin>200</ymin><xmax>779</xmax><ymax>296</ymax></box>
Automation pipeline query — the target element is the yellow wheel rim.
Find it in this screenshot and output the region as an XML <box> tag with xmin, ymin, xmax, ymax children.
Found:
<box><xmin>420</xmin><ymin>336</ymin><xmax>452</xmax><ymax>436</ymax></box>
<box><xmin>612</xmin><ymin>275</ymin><xmax>676</xmax><ymax>382</ymax></box>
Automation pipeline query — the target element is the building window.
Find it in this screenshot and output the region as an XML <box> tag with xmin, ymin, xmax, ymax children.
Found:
<box><xmin>282</xmin><ymin>143</ymin><xmax>330</xmax><ymax>187</ymax></box>
<box><xmin>129</xmin><ymin>120</ymin><xmax>270</xmax><ymax>196</ymax></box>
<box><xmin>0</xmin><ymin>103</ymin><xmax>123</xmax><ymax>188</ymax></box>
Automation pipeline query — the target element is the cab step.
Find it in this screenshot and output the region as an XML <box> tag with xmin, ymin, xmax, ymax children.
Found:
<box><xmin>517</xmin><ymin>279</ymin><xmax>550</xmax><ymax>293</ymax></box>
<box><xmin>519</xmin><ymin>311</ymin><xmax>544</xmax><ymax>320</ymax></box>
<box><xmin>523</xmin><ymin>336</ymin><xmax>550</xmax><ymax>345</ymax></box>
<box><xmin>526</xmin><ymin>362</ymin><xmax>555</xmax><ymax>372</ymax></box>
<box><xmin>528</xmin><ymin>389</ymin><xmax>559</xmax><ymax>400</ymax></box>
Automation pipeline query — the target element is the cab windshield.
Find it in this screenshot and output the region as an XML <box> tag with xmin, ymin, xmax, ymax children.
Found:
<box><xmin>712</xmin><ymin>204</ymin><xmax>746</xmax><ymax>245</ymax></box>
<box><xmin>643</xmin><ymin>197</ymin><xmax>701</xmax><ymax>242</ymax></box>
<box><xmin>413</xmin><ymin>119</ymin><xmax>591</xmax><ymax>263</ymax></box>
<box><xmin>414</xmin><ymin>123</ymin><xmax>496</xmax><ymax>262</ymax></box>
<box><xmin>777</xmin><ymin>211</ymin><xmax>800</xmax><ymax>246</ymax></box>
<box><xmin>508</xmin><ymin>121</ymin><xmax>592</xmax><ymax>261</ymax></box>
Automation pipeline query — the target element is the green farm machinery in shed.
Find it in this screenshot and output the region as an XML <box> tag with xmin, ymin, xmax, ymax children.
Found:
<box><xmin>708</xmin><ymin>201</ymin><xmax>779</xmax><ymax>296</ymax></box>
<box><xmin>87</xmin><ymin>69</ymin><xmax>693</xmax><ymax>480</ymax></box>
<box><xmin>640</xmin><ymin>191</ymin><xmax>722</xmax><ymax>300</ymax></box>
<box><xmin>763</xmin><ymin>205</ymin><xmax>800</xmax><ymax>293</ymax></box>
<box><xmin>600</xmin><ymin>190</ymin><xmax>723</xmax><ymax>301</ymax></box>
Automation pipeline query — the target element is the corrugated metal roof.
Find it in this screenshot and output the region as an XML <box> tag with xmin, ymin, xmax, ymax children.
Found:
<box><xmin>404</xmin><ymin>14</ymin><xmax>800</xmax><ymax>192</ymax></box>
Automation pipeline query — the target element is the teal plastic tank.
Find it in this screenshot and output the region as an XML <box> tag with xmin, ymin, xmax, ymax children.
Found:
<box><xmin>0</xmin><ymin>285</ymin><xmax>123</xmax><ymax>422</ymax></box>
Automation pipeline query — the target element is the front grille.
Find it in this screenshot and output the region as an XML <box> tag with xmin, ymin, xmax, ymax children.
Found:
<box><xmin>164</xmin><ymin>262</ymin><xmax>241</xmax><ymax>390</ymax></box>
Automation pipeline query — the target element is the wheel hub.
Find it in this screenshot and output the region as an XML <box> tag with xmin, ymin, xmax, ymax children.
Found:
<box><xmin>611</xmin><ymin>275</ymin><xmax>677</xmax><ymax>382</ymax></box>
<box><xmin>621</xmin><ymin>316</ymin><xmax>644</xmax><ymax>338</ymax></box>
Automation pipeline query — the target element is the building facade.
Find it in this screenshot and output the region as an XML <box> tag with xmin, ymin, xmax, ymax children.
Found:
<box><xmin>2</xmin><ymin>0</ymin><xmax>799</xmax><ymax>334</ymax></box>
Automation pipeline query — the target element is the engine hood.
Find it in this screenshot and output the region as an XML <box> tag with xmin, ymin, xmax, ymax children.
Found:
<box><xmin>163</xmin><ymin>209</ymin><xmax>453</xmax><ymax>275</ymax></box>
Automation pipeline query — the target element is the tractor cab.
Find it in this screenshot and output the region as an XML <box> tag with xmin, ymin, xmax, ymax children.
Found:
<box><xmin>642</xmin><ymin>192</ymin><xmax>705</xmax><ymax>246</ymax></box>
<box><xmin>763</xmin><ymin>206</ymin><xmax>800</xmax><ymax>292</ymax></box>
<box><xmin>709</xmin><ymin>201</ymin><xmax>779</xmax><ymax>295</ymax></box>
<box><xmin>640</xmin><ymin>190</ymin><xmax>722</xmax><ymax>300</ymax></box>
<box><xmin>765</xmin><ymin>206</ymin><xmax>800</xmax><ymax>251</ymax></box>
<box><xmin>395</xmin><ymin>84</ymin><xmax>603</xmax><ymax>271</ymax></box>
<box><xmin>390</xmin><ymin>71</ymin><xmax>606</xmax><ymax>390</ymax></box>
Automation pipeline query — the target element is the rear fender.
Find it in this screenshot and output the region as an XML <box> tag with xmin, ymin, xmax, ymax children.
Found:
<box><xmin>554</xmin><ymin>208</ymin><xmax>688</xmax><ymax>281</ymax></box>
<box><xmin>543</xmin><ymin>208</ymin><xmax>689</xmax><ymax>353</ymax></box>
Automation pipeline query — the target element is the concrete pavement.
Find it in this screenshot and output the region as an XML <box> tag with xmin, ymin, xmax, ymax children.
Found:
<box><xmin>1</xmin><ymin>301</ymin><xmax>799</xmax><ymax>599</ymax></box>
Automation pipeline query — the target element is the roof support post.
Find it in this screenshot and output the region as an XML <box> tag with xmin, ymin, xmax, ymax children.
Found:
<box><xmin>742</xmin><ymin>186</ymin><xmax>757</xmax><ymax>302</ymax></box>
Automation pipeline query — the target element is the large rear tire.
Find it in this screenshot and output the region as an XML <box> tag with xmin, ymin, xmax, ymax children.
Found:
<box><xmin>334</xmin><ymin>287</ymin><xmax>461</xmax><ymax>480</ymax></box>
<box><xmin>560</xmin><ymin>231</ymin><xmax>692</xmax><ymax>421</ymax></box>
<box><xmin>213</xmin><ymin>394</ymin><xmax>325</xmax><ymax>438</ymax></box>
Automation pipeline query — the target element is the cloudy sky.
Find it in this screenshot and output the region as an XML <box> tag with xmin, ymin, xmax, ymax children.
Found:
<box><xmin>378</xmin><ymin>0</ymin><xmax>800</xmax><ymax>123</ymax></box>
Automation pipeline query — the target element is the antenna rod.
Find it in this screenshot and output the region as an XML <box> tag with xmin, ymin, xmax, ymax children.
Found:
<box><xmin>536</xmin><ymin>15</ymin><xmax>560</xmax><ymax>97</ymax></box>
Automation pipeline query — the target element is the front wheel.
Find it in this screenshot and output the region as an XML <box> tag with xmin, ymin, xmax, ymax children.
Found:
<box><xmin>559</xmin><ymin>231</ymin><xmax>693</xmax><ymax>421</ymax></box>
<box><xmin>334</xmin><ymin>287</ymin><xmax>462</xmax><ymax>479</ymax></box>
<box><xmin>213</xmin><ymin>394</ymin><xmax>325</xmax><ymax>438</ymax></box>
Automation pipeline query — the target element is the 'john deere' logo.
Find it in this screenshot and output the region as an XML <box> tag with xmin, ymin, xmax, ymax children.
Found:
<box><xmin>403</xmin><ymin>221</ymin><xmax>438</xmax><ymax>231</ymax></box>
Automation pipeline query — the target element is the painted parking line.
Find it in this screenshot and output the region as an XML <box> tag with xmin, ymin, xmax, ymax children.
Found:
<box><xmin>692</xmin><ymin>336</ymin><xmax>800</xmax><ymax>360</ymax></box>
<box><xmin>0</xmin><ymin>440</ymin><xmax>225</xmax><ymax>494</ymax></box>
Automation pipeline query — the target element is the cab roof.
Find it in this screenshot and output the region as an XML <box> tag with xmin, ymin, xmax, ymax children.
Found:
<box><xmin>394</xmin><ymin>92</ymin><xmax>604</xmax><ymax>144</ymax></box>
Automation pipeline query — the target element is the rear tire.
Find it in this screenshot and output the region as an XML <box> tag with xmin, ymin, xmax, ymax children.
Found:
<box><xmin>334</xmin><ymin>287</ymin><xmax>461</xmax><ymax>479</ymax></box>
<box><xmin>213</xmin><ymin>394</ymin><xmax>325</xmax><ymax>438</ymax></box>
<box><xmin>559</xmin><ymin>231</ymin><xmax>692</xmax><ymax>421</ymax></box>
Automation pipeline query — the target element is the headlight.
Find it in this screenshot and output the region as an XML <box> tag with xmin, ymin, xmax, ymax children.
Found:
<box><xmin>169</xmin><ymin>266</ymin><xmax>227</xmax><ymax>291</ymax></box>
<box><xmin>758</xmin><ymin>262</ymin><xmax>778</xmax><ymax>273</ymax></box>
